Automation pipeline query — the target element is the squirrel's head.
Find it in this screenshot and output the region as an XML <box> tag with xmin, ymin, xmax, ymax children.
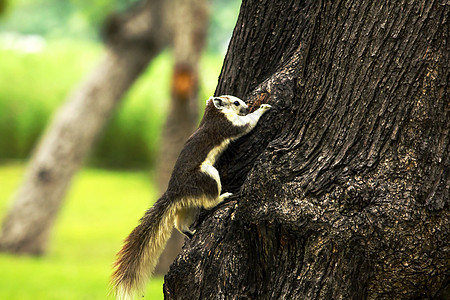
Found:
<box><xmin>208</xmin><ymin>95</ymin><xmax>249</xmax><ymax>116</ymax></box>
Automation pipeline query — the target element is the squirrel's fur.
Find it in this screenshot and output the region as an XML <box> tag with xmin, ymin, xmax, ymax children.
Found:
<box><xmin>111</xmin><ymin>95</ymin><xmax>271</xmax><ymax>299</ymax></box>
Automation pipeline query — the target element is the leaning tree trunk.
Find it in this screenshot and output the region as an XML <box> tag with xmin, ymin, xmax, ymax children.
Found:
<box><xmin>154</xmin><ymin>0</ymin><xmax>209</xmax><ymax>275</ymax></box>
<box><xmin>0</xmin><ymin>0</ymin><xmax>168</xmax><ymax>255</ymax></box>
<box><xmin>164</xmin><ymin>0</ymin><xmax>449</xmax><ymax>299</ymax></box>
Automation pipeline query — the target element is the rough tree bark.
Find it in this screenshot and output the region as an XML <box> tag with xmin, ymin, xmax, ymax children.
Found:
<box><xmin>164</xmin><ymin>0</ymin><xmax>449</xmax><ymax>299</ymax></box>
<box><xmin>0</xmin><ymin>0</ymin><xmax>168</xmax><ymax>254</ymax></box>
<box><xmin>154</xmin><ymin>0</ymin><xmax>209</xmax><ymax>275</ymax></box>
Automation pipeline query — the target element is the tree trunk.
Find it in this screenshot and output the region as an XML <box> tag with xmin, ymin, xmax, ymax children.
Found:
<box><xmin>164</xmin><ymin>0</ymin><xmax>449</xmax><ymax>299</ymax></box>
<box><xmin>0</xmin><ymin>0</ymin><xmax>168</xmax><ymax>255</ymax></box>
<box><xmin>154</xmin><ymin>0</ymin><xmax>209</xmax><ymax>275</ymax></box>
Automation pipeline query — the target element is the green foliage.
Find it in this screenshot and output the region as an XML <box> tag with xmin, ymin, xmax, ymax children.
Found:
<box><xmin>209</xmin><ymin>0</ymin><xmax>242</xmax><ymax>52</ymax></box>
<box><xmin>0</xmin><ymin>0</ymin><xmax>138</xmax><ymax>38</ymax></box>
<box><xmin>0</xmin><ymin>0</ymin><xmax>241</xmax><ymax>51</ymax></box>
<box><xmin>0</xmin><ymin>163</ymin><xmax>164</xmax><ymax>299</ymax></box>
<box><xmin>0</xmin><ymin>0</ymin><xmax>78</xmax><ymax>37</ymax></box>
<box><xmin>0</xmin><ymin>39</ymin><xmax>224</xmax><ymax>169</ymax></box>
<box><xmin>0</xmin><ymin>0</ymin><xmax>9</xmax><ymax>16</ymax></box>
<box><xmin>69</xmin><ymin>0</ymin><xmax>139</xmax><ymax>30</ymax></box>
<box><xmin>0</xmin><ymin>39</ymin><xmax>102</xmax><ymax>159</ymax></box>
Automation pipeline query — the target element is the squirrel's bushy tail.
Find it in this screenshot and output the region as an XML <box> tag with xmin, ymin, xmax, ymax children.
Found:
<box><xmin>111</xmin><ymin>194</ymin><xmax>174</xmax><ymax>300</ymax></box>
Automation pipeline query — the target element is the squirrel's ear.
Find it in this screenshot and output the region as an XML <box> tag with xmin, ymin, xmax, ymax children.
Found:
<box><xmin>212</xmin><ymin>97</ymin><xmax>225</xmax><ymax>110</ymax></box>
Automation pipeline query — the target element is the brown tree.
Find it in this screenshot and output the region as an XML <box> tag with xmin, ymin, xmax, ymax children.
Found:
<box><xmin>154</xmin><ymin>0</ymin><xmax>209</xmax><ymax>275</ymax></box>
<box><xmin>0</xmin><ymin>0</ymin><xmax>169</xmax><ymax>254</ymax></box>
<box><xmin>164</xmin><ymin>0</ymin><xmax>449</xmax><ymax>299</ymax></box>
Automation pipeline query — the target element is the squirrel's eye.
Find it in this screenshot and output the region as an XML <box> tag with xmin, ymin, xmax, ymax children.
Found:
<box><xmin>233</xmin><ymin>101</ymin><xmax>240</xmax><ymax>106</ymax></box>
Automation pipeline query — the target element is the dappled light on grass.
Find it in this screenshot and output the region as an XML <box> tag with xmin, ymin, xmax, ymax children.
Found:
<box><xmin>0</xmin><ymin>163</ymin><xmax>164</xmax><ymax>299</ymax></box>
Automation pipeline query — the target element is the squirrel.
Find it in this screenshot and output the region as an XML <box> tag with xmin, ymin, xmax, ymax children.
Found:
<box><xmin>111</xmin><ymin>95</ymin><xmax>272</xmax><ymax>299</ymax></box>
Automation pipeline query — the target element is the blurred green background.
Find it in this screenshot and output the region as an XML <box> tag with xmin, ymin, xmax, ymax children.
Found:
<box><xmin>0</xmin><ymin>0</ymin><xmax>240</xmax><ymax>299</ymax></box>
<box><xmin>0</xmin><ymin>163</ymin><xmax>164</xmax><ymax>299</ymax></box>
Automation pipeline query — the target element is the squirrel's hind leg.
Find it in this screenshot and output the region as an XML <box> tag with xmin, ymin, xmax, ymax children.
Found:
<box><xmin>174</xmin><ymin>207</ymin><xmax>197</xmax><ymax>238</ymax></box>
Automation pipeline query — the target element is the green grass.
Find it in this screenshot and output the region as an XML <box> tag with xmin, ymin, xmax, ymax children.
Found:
<box><xmin>0</xmin><ymin>163</ymin><xmax>164</xmax><ymax>299</ymax></box>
